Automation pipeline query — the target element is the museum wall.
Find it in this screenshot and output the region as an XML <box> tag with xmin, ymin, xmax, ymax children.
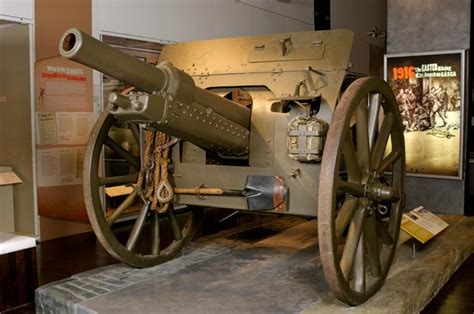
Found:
<box><xmin>0</xmin><ymin>0</ymin><xmax>33</xmax><ymax>22</ymax></box>
<box><xmin>92</xmin><ymin>0</ymin><xmax>313</xmax><ymax>42</ymax></box>
<box><xmin>35</xmin><ymin>0</ymin><xmax>92</xmax><ymax>61</ymax></box>
<box><xmin>0</xmin><ymin>23</ymin><xmax>35</xmax><ymax>235</ymax></box>
<box><xmin>35</xmin><ymin>0</ymin><xmax>94</xmax><ymax>240</ymax></box>
<box><xmin>387</xmin><ymin>0</ymin><xmax>470</xmax><ymax>54</ymax></box>
<box><xmin>331</xmin><ymin>0</ymin><xmax>387</xmax><ymax>76</ymax></box>
<box><xmin>387</xmin><ymin>0</ymin><xmax>471</xmax><ymax>214</ymax></box>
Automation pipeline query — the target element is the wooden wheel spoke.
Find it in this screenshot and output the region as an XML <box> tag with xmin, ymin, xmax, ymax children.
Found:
<box><xmin>390</xmin><ymin>176</ymin><xmax>402</xmax><ymax>208</ymax></box>
<box><xmin>125</xmin><ymin>201</ymin><xmax>150</xmax><ymax>251</ymax></box>
<box><xmin>353</xmin><ymin>233</ymin><xmax>366</xmax><ymax>292</ymax></box>
<box><xmin>342</xmin><ymin>133</ymin><xmax>362</xmax><ymax>182</ymax></box>
<box><xmin>376</xmin><ymin>219</ymin><xmax>394</xmax><ymax>245</ymax></box>
<box><xmin>356</xmin><ymin>98</ymin><xmax>370</xmax><ymax>173</ymax></box>
<box><xmin>151</xmin><ymin>211</ymin><xmax>160</xmax><ymax>255</ymax></box>
<box><xmin>335</xmin><ymin>197</ymin><xmax>359</xmax><ymax>241</ymax></box>
<box><xmin>338</xmin><ymin>179</ymin><xmax>365</xmax><ymax>198</ymax></box>
<box><xmin>167</xmin><ymin>205</ymin><xmax>183</xmax><ymax>241</ymax></box>
<box><xmin>367</xmin><ymin>94</ymin><xmax>381</xmax><ymax>148</ymax></box>
<box><xmin>371</xmin><ymin>113</ymin><xmax>394</xmax><ymax>170</ymax></box>
<box><xmin>365</xmin><ymin>214</ymin><xmax>382</xmax><ymax>278</ymax></box>
<box><xmin>340</xmin><ymin>205</ymin><xmax>367</xmax><ymax>279</ymax></box>
<box><xmin>378</xmin><ymin>148</ymin><xmax>402</xmax><ymax>174</ymax></box>
<box><xmin>129</xmin><ymin>123</ymin><xmax>141</xmax><ymax>145</ymax></box>
<box><xmin>98</xmin><ymin>174</ymin><xmax>138</xmax><ymax>186</ymax></box>
<box><xmin>107</xmin><ymin>189</ymin><xmax>138</xmax><ymax>225</ymax></box>
<box><xmin>104</xmin><ymin>136</ymin><xmax>140</xmax><ymax>170</ymax></box>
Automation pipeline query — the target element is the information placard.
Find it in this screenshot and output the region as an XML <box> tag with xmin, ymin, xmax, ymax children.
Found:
<box><xmin>0</xmin><ymin>172</ymin><xmax>22</xmax><ymax>186</ymax></box>
<box><xmin>401</xmin><ymin>206</ymin><xmax>448</xmax><ymax>243</ymax></box>
<box><xmin>35</xmin><ymin>56</ymin><xmax>93</xmax><ymax>222</ymax></box>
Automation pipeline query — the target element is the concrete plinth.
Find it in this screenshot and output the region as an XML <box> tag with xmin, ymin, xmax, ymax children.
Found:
<box><xmin>35</xmin><ymin>215</ymin><xmax>474</xmax><ymax>314</ymax></box>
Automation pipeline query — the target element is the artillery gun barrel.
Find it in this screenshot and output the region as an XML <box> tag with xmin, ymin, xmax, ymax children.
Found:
<box><xmin>60</xmin><ymin>28</ymin><xmax>167</xmax><ymax>93</ymax></box>
<box><xmin>59</xmin><ymin>28</ymin><xmax>251</xmax><ymax>156</ymax></box>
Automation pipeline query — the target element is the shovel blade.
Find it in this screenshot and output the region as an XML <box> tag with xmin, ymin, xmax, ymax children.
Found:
<box><xmin>245</xmin><ymin>176</ymin><xmax>288</xmax><ymax>211</ymax></box>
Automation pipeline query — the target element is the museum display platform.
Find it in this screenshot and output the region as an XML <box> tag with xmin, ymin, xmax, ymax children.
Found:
<box><xmin>35</xmin><ymin>214</ymin><xmax>474</xmax><ymax>314</ymax></box>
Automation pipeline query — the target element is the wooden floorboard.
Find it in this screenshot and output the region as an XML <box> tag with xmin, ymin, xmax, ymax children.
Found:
<box><xmin>421</xmin><ymin>253</ymin><xmax>474</xmax><ymax>313</ymax></box>
<box><xmin>37</xmin><ymin>231</ymin><xmax>117</xmax><ymax>286</ymax></box>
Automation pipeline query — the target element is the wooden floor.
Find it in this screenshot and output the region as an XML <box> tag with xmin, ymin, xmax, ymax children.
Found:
<box><xmin>11</xmin><ymin>224</ymin><xmax>474</xmax><ymax>313</ymax></box>
<box><xmin>421</xmin><ymin>254</ymin><xmax>474</xmax><ymax>313</ymax></box>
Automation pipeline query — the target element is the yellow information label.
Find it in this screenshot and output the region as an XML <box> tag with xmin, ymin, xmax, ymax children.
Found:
<box><xmin>400</xmin><ymin>206</ymin><xmax>448</xmax><ymax>244</ymax></box>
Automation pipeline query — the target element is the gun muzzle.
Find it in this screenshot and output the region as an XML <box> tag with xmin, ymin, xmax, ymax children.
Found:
<box><xmin>60</xmin><ymin>28</ymin><xmax>167</xmax><ymax>93</ymax></box>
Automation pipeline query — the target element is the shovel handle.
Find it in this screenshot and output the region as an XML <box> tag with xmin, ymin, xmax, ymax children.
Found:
<box><xmin>174</xmin><ymin>187</ymin><xmax>225</xmax><ymax>195</ymax></box>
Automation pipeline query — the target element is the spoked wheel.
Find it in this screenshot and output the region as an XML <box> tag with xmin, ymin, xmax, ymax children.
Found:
<box><xmin>318</xmin><ymin>77</ymin><xmax>405</xmax><ymax>305</ymax></box>
<box><xmin>84</xmin><ymin>111</ymin><xmax>203</xmax><ymax>268</ymax></box>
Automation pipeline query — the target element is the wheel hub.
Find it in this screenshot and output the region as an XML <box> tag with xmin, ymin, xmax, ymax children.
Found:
<box><xmin>362</xmin><ymin>171</ymin><xmax>395</xmax><ymax>204</ymax></box>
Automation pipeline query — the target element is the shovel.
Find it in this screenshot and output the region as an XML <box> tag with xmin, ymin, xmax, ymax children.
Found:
<box><xmin>174</xmin><ymin>175</ymin><xmax>288</xmax><ymax>211</ymax></box>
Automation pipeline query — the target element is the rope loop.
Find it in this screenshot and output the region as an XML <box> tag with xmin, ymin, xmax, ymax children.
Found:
<box><xmin>156</xmin><ymin>180</ymin><xmax>174</xmax><ymax>203</ymax></box>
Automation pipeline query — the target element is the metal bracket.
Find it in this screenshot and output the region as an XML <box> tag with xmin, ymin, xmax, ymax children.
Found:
<box><xmin>280</xmin><ymin>36</ymin><xmax>292</xmax><ymax>56</ymax></box>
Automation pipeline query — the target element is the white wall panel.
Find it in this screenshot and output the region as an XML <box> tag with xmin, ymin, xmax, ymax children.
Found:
<box><xmin>0</xmin><ymin>0</ymin><xmax>33</xmax><ymax>22</ymax></box>
<box><xmin>237</xmin><ymin>0</ymin><xmax>313</xmax><ymax>24</ymax></box>
<box><xmin>93</xmin><ymin>0</ymin><xmax>313</xmax><ymax>42</ymax></box>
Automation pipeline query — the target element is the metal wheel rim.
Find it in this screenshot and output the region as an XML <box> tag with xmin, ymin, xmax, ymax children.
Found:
<box><xmin>318</xmin><ymin>77</ymin><xmax>406</xmax><ymax>305</ymax></box>
<box><xmin>83</xmin><ymin>111</ymin><xmax>203</xmax><ymax>268</ymax></box>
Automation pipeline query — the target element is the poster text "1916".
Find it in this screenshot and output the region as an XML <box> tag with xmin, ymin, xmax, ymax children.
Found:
<box><xmin>392</xmin><ymin>63</ymin><xmax>457</xmax><ymax>80</ymax></box>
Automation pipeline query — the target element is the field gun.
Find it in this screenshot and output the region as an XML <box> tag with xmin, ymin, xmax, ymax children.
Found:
<box><xmin>60</xmin><ymin>28</ymin><xmax>405</xmax><ymax>305</ymax></box>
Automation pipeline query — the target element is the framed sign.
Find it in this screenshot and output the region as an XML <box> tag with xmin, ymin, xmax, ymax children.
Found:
<box><xmin>384</xmin><ymin>51</ymin><xmax>466</xmax><ymax>179</ymax></box>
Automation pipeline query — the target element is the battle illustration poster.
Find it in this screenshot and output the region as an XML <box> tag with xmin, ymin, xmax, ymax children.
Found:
<box><xmin>385</xmin><ymin>51</ymin><xmax>465</xmax><ymax>178</ymax></box>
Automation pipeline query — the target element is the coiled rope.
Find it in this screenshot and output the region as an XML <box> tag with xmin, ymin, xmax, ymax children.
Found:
<box><xmin>136</xmin><ymin>128</ymin><xmax>174</xmax><ymax>214</ymax></box>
